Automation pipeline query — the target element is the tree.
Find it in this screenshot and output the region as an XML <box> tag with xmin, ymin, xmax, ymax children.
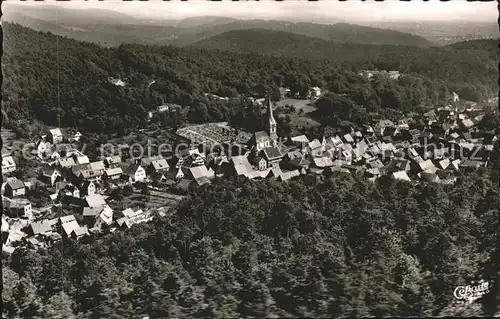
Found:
<box><xmin>40</xmin><ymin>291</ymin><xmax>75</xmax><ymax>319</ymax></box>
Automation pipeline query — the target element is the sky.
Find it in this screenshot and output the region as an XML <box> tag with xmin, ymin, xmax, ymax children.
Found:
<box><xmin>5</xmin><ymin>0</ymin><xmax>497</xmax><ymax>23</ymax></box>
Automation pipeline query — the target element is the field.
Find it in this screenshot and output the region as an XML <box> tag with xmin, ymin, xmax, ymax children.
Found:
<box><xmin>276</xmin><ymin>98</ymin><xmax>317</xmax><ymax>114</ymax></box>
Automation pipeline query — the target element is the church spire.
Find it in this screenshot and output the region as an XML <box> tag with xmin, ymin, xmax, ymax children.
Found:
<box><xmin>267</xmin><ymin>93</ymin><xmax>276</xmax><ymax>125</ymax></box>
<box><xmin>267</xmin><ymin>93</ymin><xmax>278</xmax><ymax>143</ymax></box>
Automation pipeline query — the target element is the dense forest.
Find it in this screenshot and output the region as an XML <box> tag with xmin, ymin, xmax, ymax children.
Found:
<box><xmin>2</xmin><ymin>23</ymin><xmax>497</xmax><ymax>134</ymax></box>
<box><xmin>3</xmin><ymin>169</ymin><xmax>499</xmax><ymax>318</ymax></box>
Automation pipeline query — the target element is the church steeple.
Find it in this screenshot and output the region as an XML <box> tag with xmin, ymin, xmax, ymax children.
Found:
<box><xmin>267</xmin><ymin>93</ymin><xmax>278</xmax><ymax>144</ymax></box>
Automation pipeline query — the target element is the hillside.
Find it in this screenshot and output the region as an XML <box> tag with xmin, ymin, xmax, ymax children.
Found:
<box><xmin>2</xmin><ymin>22</ymin><xmax>496</xmax><ymax>133</ymax></box>
<box><xmin>190</xmin><ymin>28</ymin><xmax>497</xmax><ymax>73</ymax></box>
<box><xmin>3</xmin><ymin>5</ymin><xmax>433</xmax><ymax>47</ymax></box>
<box><xmin>172</xmin><ymin>20</ymin><xmax>434</xmax><ymax>47</ymax></box>
<box><xmin>3</xmin><ymin>171</ymin><xmax>500</xmax><ymax>317</ymax></box>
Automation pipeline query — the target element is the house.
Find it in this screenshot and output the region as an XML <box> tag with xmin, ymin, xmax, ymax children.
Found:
<box><xmin>278</xmin><ymin>169</ymin><xmax>301</xmax><ymax>182</ymax></box>
<box><xmin>249</xmin><ymin>131</ymin><xmax>273</xmax><ymax>152</ymax></box>
<box><xmin>260</xmin><ymin>147</ymin><xmax>284</xmax><ymax>168</ymax></box>
<box><xmin>140</xmin><ymin>156</ymin><xmax>165</xmax><ymax>168</ymax></box>
<box><xmin>72</xmin><ymin>131</ymin><xmax>82</xmax><ymax>142</ymax></box>
<box><xmin>116</xmin><ymin>209</ymin><xmax>153</xmax><ymax>229</ymax></box>
<box><xmin>459</xmin><ymin>119</ymin><xmax>474</xmax><ymax>130</ymax></box>
<box><xmin>460</xmin><ymin>160</ymin><xmax>487</xmax><ymax>170</ymax></box>
<box><xmin>183</xmin><ymin>165</ymin><xmax>213</xmax><ymax>182</ymax></box>
<box><xmin>450</xmin><ymin>159</ymin><xmax>461</xmax><ymax>171</ymax></box>
<box><xmin>419</xmin><ymin>171</ymin><xmax>440</xmax><ymax>183</ymax></box>
<box><xmin>35</xmin><ymin>140</ymin><xmax>51</xmax><ymax>159</ymax></box>
<box><xmin>71</xmin><ymin>226</ymin><xmax>89</xmax><ymax>240</ymax></box>
<box><xmin>285</xmin><ymin>153</ymin><xmax>311</xmax><ymax>170</ymax></box>
<box><xmin>365</xmin><ymin>168</ymin><xmax>381</xmax><ymax>178</ymax></box>
<box><xmin>73</xmin><ymin>153</ymin><xmax>90</xmax><ymax>165</ymax></box>
<box><xmin>2</xmin><ymin>155</ymin><xmax>16</xmax><ymax>174</ymax></box>
<box><xmin>386</xmin><ymin>158</ymin><xmax>411</xmax><ymax>173</ymax></box>
<box><xmin>147</xmin><ymin>158</ymin><xmax>170</xmax><ymax>175</ymax></box>
<box><xmin>84</xmin><ymin>194</ymin><xmax>106</xmax><ymax>208</ymax></box>
<box><xmin>27</xmin><ymin>220</ymin><xmax>52</xmax><ymax>236</ymax></box>
<box><xmin>165</xmin><ymin>167</ymin><xmax>185</xmax><ymax>181</ymax></box>
<box><xmin>83</xmin><ymin>205</ymin><xmax>113</xmax><ymax>229</ymax></box>
<box><xmin>352</xmin><ymin>140</ymin><xmax>369</xmax><ymax>160</ymax></box>
<box><xmin>229</xmin><ymin>155</ymin><xmax>254</xmax><ymax>177</ymax></box>
<box><xmin>364</xmin><ymin>135</ymin><xmax>379</xmax><ymax>146</ymax></box>
<box><xmin>90</xmin><ymin>161</ymin><xmax>106</xmax><ymax>175</ymax></box>
<box><xmin>391</xmin><ymin>171</ymin><xmax>411</xmax><ymax>182</ymax></box>
<box><xmin>104</xmin><ymin>155</ymin><xmax>122</xmax><ymax>168</ymax></box>
<box><xmin>49</xmin><ymin>128</ymin><xmax>63</xmax><ymax>144</ymax></box>
<box><xmin>417</xmin><ymin>159</ymin><xmax>439</xmax><ymax>174</ymax></box>
<box><xmin>5</xmin><ymin>180</ymin><xmax>25</xmax><ymax>197</ymax></box>
<box><xmin>103</xmin><ymin>167</ymin><xmax>123</xmax><ymax>181</ymax></box>
<box><xmin>367</xmin><ymin>159</ymin><xmax>385</xmax><ymax>170</ymax></box>
<box><xmin>397</xmin><ymin>119</ymin><xmax>410</xmax><ymax>130</ymax></box>
<box><xmin>309</xmin><ymin>87</ymin><xmax>321</xmax><ymax>99</ymax></box>
<box><xmin>404</xmin><ymin>129</ymin><xmax>421</xmax><ymax>143</ymax></box>
<box><xmin>290</xmin><ymin>135</ymin><xmax>310</xmax><ymax>145</ymax></box>
<box><xmin>80</xmin><ymin>169</ymin><xmax>102</xmax><ymax>182</ymax></box>
<box><xmin>342</xmin><ymin>134</ymin><xmax>354</xmax><ymax>144</ymax></box>
<box><xmin>325</xmin><ymin>136</ymin><xmax>344</xmax><ymax>150</ymax></box>
<box><xmin>58</xmin><ymin>183</ymin><xmax>80</xmax><ymax>198</ymax></box>
<box><xmin>307</xmin><ymin>139</ymin><xmax>322</xmax><ymax>156</ymax></box>
<box><xmin>123</xmin><ymin>164</ymin><xmax>146</xmax><ymax>183</ymax></box>
<box><xmin>313</xmin><ymin>156</ymin><xmax>334</xmax><ymax>168</ymax></box>
<box><xmin>59</xmin><ymin>215</ymin><xmax>81</xmax><ymax>237</ymax></box>
<box><xmin>4</xmin><ymin>199</ymin><xmax>33</xmax><ymax>219</ymax></box>
<box><xmin>40</xmin><ymin>166</ymin><xmax>62</xmax><ymax>186</ymax></box>
<box><xmin>374</xmin><ymin>120</ymin><xmax>395</xmax><ymax>135</ymax></box>
<box><xmin>436</xmin><ymin>158</ymin><xmax>451</xmax><ymax>170</ymax></box>
<box><xmin>58</xmin><ymin>157</ymin><xmax>77</xmax><ymax>169</ymax></box>
<box><xmin>78</xmin><ymin>181</ymin><xmax>96</xmax><ymax>197</ymax></box>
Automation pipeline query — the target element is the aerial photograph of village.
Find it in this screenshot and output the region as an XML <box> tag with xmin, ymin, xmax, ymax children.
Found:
<box><xmin>1</xmin><ymin>1</ymin><xmax>499</xmax><ymax>318</ymax></box>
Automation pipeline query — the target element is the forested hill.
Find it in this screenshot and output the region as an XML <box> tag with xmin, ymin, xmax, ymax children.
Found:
<box><xmin>2</xmin><ymin>22</ymin><xmax>497</xmax><ymax>133</ymax></box>
<box><xmin>174</xmin><ymin>20</ymin><xmax>433</xmax><ymax>47</ymax></box>
<box><xmin>3</xmin><ymin>171</ymin><xmax>500</xmax><ymax>317</ymax></box>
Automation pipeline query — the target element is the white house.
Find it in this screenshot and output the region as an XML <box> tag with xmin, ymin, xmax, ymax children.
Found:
<box><xmin>49</xmin><ymin>128</ymin><xmax>63</xmax><ymax>144</ymax></box>
<box><xmin>124</xmin><ymin>164</ymin><xmax>146</xmax><ymax>183</ymax></box>
<box><xmin>2</xmin><ymin>155</ymin><xmax>16</xmax><ymax>174</ymax></box>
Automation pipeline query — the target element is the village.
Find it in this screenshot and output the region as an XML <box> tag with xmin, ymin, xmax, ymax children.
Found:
<box><xmin>1</xmin><ymin>85</ymin><xmax>497</xmax><ymax>256</ymax></box>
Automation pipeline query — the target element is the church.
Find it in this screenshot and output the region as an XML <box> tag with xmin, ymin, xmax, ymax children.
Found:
<box><xmin>247</xmin><ymin>95</ymin><xmax>284</xmax><ymax>170</ymax></box>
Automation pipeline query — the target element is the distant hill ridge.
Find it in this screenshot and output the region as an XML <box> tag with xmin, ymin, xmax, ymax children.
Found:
<box><xmin>3</xmin><ymin>5</ymin><xmax>433</xmax><ymax>47</ymax></box>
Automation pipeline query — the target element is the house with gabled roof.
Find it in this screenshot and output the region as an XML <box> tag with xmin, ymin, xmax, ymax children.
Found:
<box><xmin>71</xmin><ymin>226</ymin><xmax>89</xmax><ymax>240</ymax></box>
<box><xmin>278</xmin><ymin>169</ymin><xmax>300</xmax><ymax>182</ymax></box>
<box><xmin>147</xmin><ymin>158</ymin><xmax>170</xmax><ymax>175</ymax></box>
<box><xmin>103</xmin><ymin>167</ymin><xmax>123</xmax><ymax>182</ymax></box>
<box><xmin>27</xmin><ymin>220</ymin><xmax>52</xmax><ymax>237</ymax></box>
<box><xmin>123</xmin><ymin>164</ymin><xmax>146</xmax><ymax>183</ymax></box>
<box><xmin>228</xmin><ymin>155</ymin><xmax>254</xmax><ymax>177</ymax></box>
<box><xmin>39</xmin><ymin>166</ymin><xmax>62</xmax><ymax>186</ymax></box>
<box><xmin>49</xmin><ymin>128</ymin><xmax>63</xmax><ymax>144</ymax></box>
<box><xmin>84</xmin><ymin>194</ymin><xmax>106</xmax><ymax>208</ymax></box>
<box><xmin>2</xmin><ymin>155</ymin><xmax>16</xmax><ymax>174</ymax></box>
<box><xmin>104</xmin><ymin>155</ymin><xmax>122</xmax><ymax>168</ymax></box>
<box><xmin>5</xmin><ymin>180</ymin><xmax>25</xmax><ymax>197</ymax></box>
<box><xmin>58</xmin><ymin>157</ymin><xmax>77</xmax><ymax>169</ymax></box>
<box><xmin>391</xmin><ymin>171</ymin><xmax>411</xmax><ymax>182</ymax></box>
<box><xmin>307</xmin><ymin>139</ymin><xmax>323</xmax><ymax>156</ymax></box>
<box><xmin>260</xmin><ymin>147</ymin><xmax>284</xmax><ymax>168</ymax></box>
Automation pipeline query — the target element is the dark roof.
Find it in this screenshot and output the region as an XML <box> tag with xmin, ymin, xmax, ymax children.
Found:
<box><xmin>123</xmin><ymin>164</ymin><xmax>142</xmax><ymax>176</ymax></box>
<box><xmin>254</xmin><ymin>131</ymin><xmax>271</xmax><ymax>144</ymax></box>
<box><xmin>261</xmin><ymin>147</ymin><xmax>283</xmax><ymax>160</ymax></box>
